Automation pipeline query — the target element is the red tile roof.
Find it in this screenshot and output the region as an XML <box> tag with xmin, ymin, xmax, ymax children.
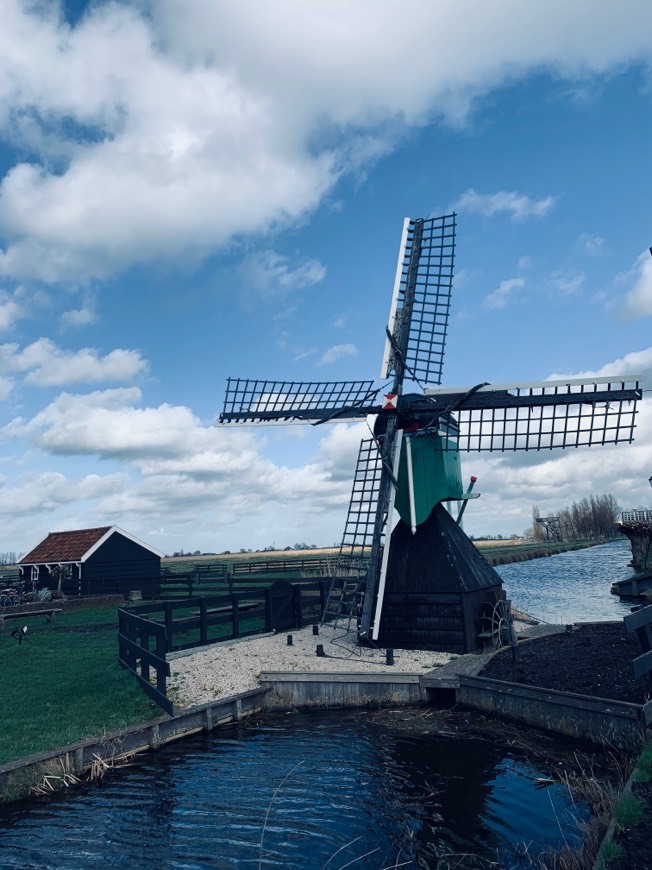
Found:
<box><xmin>19</xmin><ymin>527</ymin><xmax>113</xmax><ymax>564</ymax></box>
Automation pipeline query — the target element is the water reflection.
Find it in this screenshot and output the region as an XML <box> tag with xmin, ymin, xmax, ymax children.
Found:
<box><xmin>0</xmin><ymin>712</ymin><xmax>592</xmax><ymax>869</ymax></box>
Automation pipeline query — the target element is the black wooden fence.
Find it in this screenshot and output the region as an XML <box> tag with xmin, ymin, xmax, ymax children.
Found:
<box><xmin>118</xmin><ymin>609</ymin><xmax>172</xmax><ymax>714</ymax></box>
<box><xmin>118</xmin><ymin>580</ymin><xmax>329</xmax><ymax>712</ymax></box>
<box><xmin>93</xmin><ymin>556</ymin><xmax>347</xmax><ymax>600</ymax></box>
<box><xmin>230</xmin><ymin>556</ymin><xmax>338</xmax><ymax>575</ymax></box>
<box><xmin>624</xmin><ymin>604</ymin><xmax>652</xmax><ymax>679</ymax></box>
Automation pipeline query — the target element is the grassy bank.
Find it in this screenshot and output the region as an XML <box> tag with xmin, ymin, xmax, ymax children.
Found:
<box><xmin>475</xmin><ymin>539</ymin><xmax>599</xmax><ymax>565</ymax></box>
<box><xmin>0</xmin><ymin>603</ymin><xmax>158</xmax><ymax>765</ymax></box>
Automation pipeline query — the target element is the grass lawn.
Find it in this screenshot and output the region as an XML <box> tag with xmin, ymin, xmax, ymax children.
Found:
<box><xmin>0</xmin><ymin>604</ymin><xmax>160</xmax><ymax>765</ymax></box>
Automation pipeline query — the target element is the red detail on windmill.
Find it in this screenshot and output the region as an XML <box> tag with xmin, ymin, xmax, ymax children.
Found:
<box><xmin>383</xmin><ymin>393</ymin><xmax>398</xmax><ymax>411</ymax></box>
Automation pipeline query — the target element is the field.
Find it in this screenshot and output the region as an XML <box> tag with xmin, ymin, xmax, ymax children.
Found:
<box><xmin>0</xmin><ymin>603</ymin><xmax>159</xmax><ymax>765</ymax></box>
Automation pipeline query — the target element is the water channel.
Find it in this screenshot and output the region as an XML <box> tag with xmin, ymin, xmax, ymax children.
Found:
<box><xmin>0</xmin><ymin>539</ymin><xmax>637</xmax><ymax>869</ymax></box>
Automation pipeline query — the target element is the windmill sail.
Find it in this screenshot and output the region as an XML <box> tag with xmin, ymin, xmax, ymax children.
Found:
<box><xmin>380</xmin><ymin>214</ymin><xmax>455</xmax><ymax>386</ymax></box>
<box><xmin>321</xmin><ymin>438</ymin><xmax>383</xmax><ymax>630</ymax></box>
<box><xmin>221</xmin><ymin>378</ymin><xmax>379</xmax><ymax>424</ymax></box>
<box><xmin>422</xmin><ymin>377</ymin><xmax>642</xmax><ymax>451</ymax></box>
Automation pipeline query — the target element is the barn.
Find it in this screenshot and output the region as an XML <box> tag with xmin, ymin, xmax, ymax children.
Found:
<box><xmin>18</xmin><ymin>526</ymin><xmax>164</xmax><ymax>596</ymax></box>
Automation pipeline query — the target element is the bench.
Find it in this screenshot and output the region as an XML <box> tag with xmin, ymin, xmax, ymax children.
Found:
<box><xmin>0</xmin><ymin>608</ymin><xmax>62</xmax><ymax>631</ymax></box>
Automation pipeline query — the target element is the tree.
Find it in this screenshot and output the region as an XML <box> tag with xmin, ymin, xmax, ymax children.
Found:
<box><xmin>532</xmin><ymin>505</ymin><xmax>544</xmax><ymax>541</ymax></box>
<box><xmin>533</xmin><ymin>493</ymin><xmax>620</xmax><ymax>542</ymax></box>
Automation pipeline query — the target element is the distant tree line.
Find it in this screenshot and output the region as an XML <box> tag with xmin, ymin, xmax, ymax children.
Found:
<box><xmin>0</xmin><ymin>552</ymin><xmax>19</xmax><ymax>566</ymax></box>
<box><xmin>530</xmin><ymin>494</ymin><xmax>620</xmax><ymax>542</ymax></box>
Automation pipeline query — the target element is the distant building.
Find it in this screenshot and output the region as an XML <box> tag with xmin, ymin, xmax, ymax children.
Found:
<box><xmin>18</xmin><ymin>526</ymin><xmax>163</xmax><ymax>596</ymax></box>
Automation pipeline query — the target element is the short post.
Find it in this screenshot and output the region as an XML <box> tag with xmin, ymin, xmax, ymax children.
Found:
<box><xmin>199</xmin><ymin>598</ymin><xmax>208</xmax><ymax>646</ymax></box>
<box><xmin>386</xmin><ymin>648</ymin><xmax>394</xmax><ymax>666</ymax></box>
<box><xmin>140</xmin><ymin>625</ymin><xmax>150</xmax><ymax>682</ymax></box>
<box><xmin>316</xmin><ymin>644</ymin><xmax>325</xmax><ymax>657</ymax></box>
<box><xmin>312</xmin><ymin>624</ymin><xmax>319</xmax><ymax>636</ymax></box>
<box><xmin>287</xmin><ymin>634</ymin><xmax>293</xmax><ymax>646</ymax></box>
<box><xmin>231</xmin><ymin>593</ymin><xmax>240</xmax><ymax>639</ymax></box>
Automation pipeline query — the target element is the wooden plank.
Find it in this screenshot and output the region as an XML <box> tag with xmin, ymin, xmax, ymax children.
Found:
<box><xmin>624</xmin><ymin>605</ymin><xmax>652</xmax><ymax>633</ymax></box>
<box><xmin>633</xmin><ymin>649</ymin><xmax>652</xmax><ymax>680</ymax></box>
<box><xmin>259</xmin><ymin>671</ymin><xmax>421</xmax><ymax>684</ymax></box>
<box><xmin>117</xmin><ymin>633</ymin><xmax>171</xmax><ymax>675</ymax></box>
<box><xmin>0</xmin><ymin>608</ymin><xmax>61</xmax><ymax>620</ymax></box>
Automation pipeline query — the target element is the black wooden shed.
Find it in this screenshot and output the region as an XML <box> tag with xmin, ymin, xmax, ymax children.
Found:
<box><xmin>18</xmin><ymin>526</ymin><xmax>163</xmax><ymax>596</ymax></box>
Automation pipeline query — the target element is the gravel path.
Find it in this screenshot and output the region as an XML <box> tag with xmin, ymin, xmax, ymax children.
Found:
<box><xmin>167</xmin><ymin>624</ymin><xmax>453</xmax><ymax>708</ymax></box>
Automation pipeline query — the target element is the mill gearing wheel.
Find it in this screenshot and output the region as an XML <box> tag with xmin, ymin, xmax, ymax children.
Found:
<box><xmin>489</xmin><ymin>599</ymin><xmax>513</xmax><ymax>651</ymax></box>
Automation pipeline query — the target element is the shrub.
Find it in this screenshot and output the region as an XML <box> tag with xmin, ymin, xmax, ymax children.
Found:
<box><xmin>614</xmin><ymin>791</ymin><xmax>644</xmax><ymax>830</ymax></box>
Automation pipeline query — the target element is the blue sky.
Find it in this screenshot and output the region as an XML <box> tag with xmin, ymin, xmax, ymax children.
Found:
<box><xmin>1</xmin><ymin>0</ymin><xmax>652</xmax><ymax>556</ymax></box>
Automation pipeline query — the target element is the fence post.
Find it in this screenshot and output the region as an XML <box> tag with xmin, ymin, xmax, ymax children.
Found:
<box><xmin>231</xmin><ymin>593</ymin><xmax>240</xmax><ymax>638</ymax></box>
<box><xmin>163</xmin><ymin>602</ymin><xmax>174</xmax><ymax>652</ymax></box>
<box><xmin>199</xmin><ymin>598</ymin><xmax>208</xmax><ymax>645</ymax></box>
<box><xmin>127</xmin><ymin>615</ymin><xmax>137</xmax><ymax>670</ymax></box>
<box><xmin>264</xmin><ymin>588</ymin><xmax>272</xmax><ymax>631</ymax></box>
<box><xmin>156</xmin><ymin>628</ymin><xmax>167</xmax><ymax>696</ymax></box>
<box><xmin>140</xmin><ymin>625</ymin><xmax>150</xmax><ymax>683</ymax></box>
<box><xmin>118</xmin><ymin>610</ymin><xmax>126</xmax><ymax>665</ymax></box>
<box><xmin>294</xmin><ymin>586</ymin><xmax>303</xmax><ymax>629</ymax></box>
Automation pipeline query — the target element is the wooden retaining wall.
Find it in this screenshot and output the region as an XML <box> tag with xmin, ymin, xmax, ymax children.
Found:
<box><xmin>457</xmin><ymin>674</ymin><xmax>651</xmax><ymax>752</ymax></box>
<box><xmin>259</xmin><ymin>671</ymin><xmax>426</xmax><ymax>709</ymax></box>
<box><xmin>0</xmin><ymin>688</ymin><xmax>269</xmax><ymax>805</ymax></box>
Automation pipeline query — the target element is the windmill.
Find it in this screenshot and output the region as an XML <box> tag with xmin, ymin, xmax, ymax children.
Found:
<box><xmin>220</xmin><ymin>214</ymin><xmax>642</xmax><ymax>652</ymax></box>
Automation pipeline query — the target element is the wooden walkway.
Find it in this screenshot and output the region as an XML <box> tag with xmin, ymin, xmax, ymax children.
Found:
<box><xmin>420</xmin><ymin>622</ymin><xmax>566</xmax><ymax>690</ymax></box>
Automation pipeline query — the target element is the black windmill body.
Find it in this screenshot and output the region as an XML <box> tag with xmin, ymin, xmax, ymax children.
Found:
<box><xmin>220</xmin><ymin>215</ymin><xmax>642</xmax><ymax>653</ymax></box>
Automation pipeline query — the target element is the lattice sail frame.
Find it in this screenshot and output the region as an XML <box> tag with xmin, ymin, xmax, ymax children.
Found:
<box><xmin>380</xmin><ymin>213</ymin><xmax>455</xmax><ymax>386</ymax></box>
<box><xmin>423</xmin><ymin>377</ymin><xmax>641</xmax><ymax>451</ymax></box>
<box><xmin>221</xmin><ymin>378</ymin><xmax>378</xmax><ymax>424</ymax></box>
<box><xmin>334</xmin><ymin>438</ymin><xmax>383</xmax><ymax>577</ymax></box>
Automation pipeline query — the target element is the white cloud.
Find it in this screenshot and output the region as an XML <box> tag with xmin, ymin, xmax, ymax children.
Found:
<box><xmin>622</xmin><ymin>250</ymin><xmax>652</xmax><ymax>319</ymax></box>
<box><xmin>0</xmin><ymin>376</ymin><xmax>14</xmax><ymax>401</ymax></box>
<box><xmin>577</xmin><ymin>232</ymin><xmax>607</xmax><ymax>256</ymax></box>
<box><xmin>237</xmin><ymin>250</ymin><xmax>326</xmax><ymax>304</ymax></box>
<box><xmin>0</xmin><ymin>385</ymin><xmax>356</xmax><ymax>550</ymax></box>
<box><xmin>484</xmin><ymin>277</ymin><xmax>525</xmax><ymax>309</ymax></box>
<box><xmin>0</xmin><ymin>2</ymin><xmax>650</xmax><ymax>283</ymax></box>
<box><xmin>319</xmin><ymin>343</ymin><xmax>358</xmax><ymax>365</ymax></box>
<box><xmin>0</xmin><ymin>339</ymin><xmax>148</xmax><ymax>387</ymax></box>
<box><xmin>60</xmin><ymin>292</ymin><xmax>99</xmax><ymax>329</ymax></box>
<box><xmin>550</xmin><ymin>268</ymin><xmax>585</xmax><ymax>296</ymax></box>
<box><xmin>450</xmin><ymin>189</ymin><xmax>558</xmax><ymax>221</ymax></box>
<box><xmin>547</xmin><ymin>346</ymin><xmax>652</xmax><ymax>383</ymax></box>
<box><xmin>0</xmin><ymin>289</ymin><xmax>25</xmax><ymax>330</ymax></box>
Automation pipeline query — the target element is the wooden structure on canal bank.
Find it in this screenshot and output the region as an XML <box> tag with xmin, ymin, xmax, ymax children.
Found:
<box><xmin>612</xmin><ymin>513</ymin><xmax>652</xmax><ymax>600</ymax></box>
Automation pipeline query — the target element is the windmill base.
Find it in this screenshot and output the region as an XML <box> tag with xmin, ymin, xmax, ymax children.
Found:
<box><xmin>372</xmin><ymin>504</ymin><xmax>506</xmax><ymax>654</ymax></box>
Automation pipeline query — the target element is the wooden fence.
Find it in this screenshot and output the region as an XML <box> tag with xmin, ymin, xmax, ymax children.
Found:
<box><xmin>118</xmin><ymin>609</ymin><xmax>172</xmax><ymax>714</ymax></box>
<box><xmin>624</xmin><ymin>604</ymin><xmax>652</xmax><ymax>679</ymax></box>
<box><xmin>92</xmin><ymin>556</ymin><xmax>349</xmax><ymax>600</ymax></box>
<box><xmin>118</xmin><ymin>580</ymin><xmax>330</xmax><ymax>711</ymax></box>
<box><xmin>230</xmin><ymin>556</ymin><xmax>338</xmax><ymax>576</ymax></box>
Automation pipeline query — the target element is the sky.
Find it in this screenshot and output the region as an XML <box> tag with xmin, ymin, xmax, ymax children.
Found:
<box><xmin>1</xmin><ymin>0</ymin><xmax>652</xmax><ymax>557</ymax></box>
